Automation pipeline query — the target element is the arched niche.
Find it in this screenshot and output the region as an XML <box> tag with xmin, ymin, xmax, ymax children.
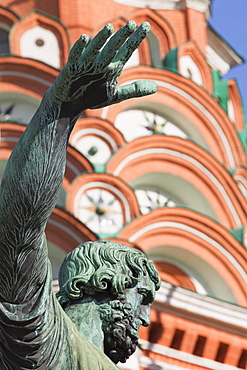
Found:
<box><xmin>0</xmin><ymin>26</ymin><xmax>10</xmax><ymax>54</ymax></box>
<box><xmin>102</xmin><ymin>67</ymin><xmax>245</xmax><ymax>169</ymax></box>
<box><xmin>147</xmin><ymin>31</ymin><xmax>162</xmax><ymax>67</ymax></box>
<box><xmin>147</xmin><ymin>245</ymin><xmax>235</xmax><ymax>302</ymax></box>
<box><xmin>107</xmin><ymin>135</ymin><xmax>247</xmax><ymax>228</ymax></box>
<box><xmin>66</xmin><ymin>173</ymin><xmax>140</xmax><ymax>236</ymax></box>
<box><xmin>117</xmin><ymin>208</ymin><xmax>247</xmax><ymax>306</ymax></box>
<box><xmin>178</xmin><ymin>40</ymin><xmax>213</xmax><ymax>93</ymax></box>
<box><xmin>131</xmin><ymin>172</ymin><xmax>216</xmax><ymax>221</ymax></box>
<box><xmin>114</xmin><ymin>101</ymin><xmax>208</xmax><ymax>149</ymax></box>
<box><xmin>0</xmin><ymin>92</ymin><xmax>40</xmax><ymax>123</ymax></box>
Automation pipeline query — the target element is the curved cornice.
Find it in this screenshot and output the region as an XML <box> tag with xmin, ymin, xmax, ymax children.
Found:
<box><xmin>69</xmin><ymin>116</ymin><xmax>125</xmax><ymax>153</ymax></box>
<box><xmin>0</xmin><ymin>122</ymin><xmax>26</xmax><ymax>159</ymax></box>
<box><xmin>128</xmin><ymin>7</ymin><xmax>177</xmax><ymax>54</ymax></box>
<box><xmin>0</xmin><ymin>122</ymin><xmax>92</xmax><ymax>192</ymax></box>
<box><xmin>63</xmin><ymin>145</ymin><xmax>94</xmax><ymax>191</ymax></box>
<box><xmin>117</xmin><ymin>207</ymin><xmax>247</xmax><ymax>306</ymax></box>
<box><xmin>99</xmin><ymin>67</ymin><xmax>245</xmax><ymax>169</ymax></box>
<box><xmin>228</xmin><ymin>79</ymin><xmax>245</xmax><ymax>131</ymax></box>
<box><xmin>66</xmin><ymin>172</ymin><xmax>140</xmax><ymax>223</ymax></box>
<box><xmin>46</xmin><ymin>207</ymin><xmax>97</xmax><ymax>253</ymax></box>
<box><xmin>106</xmin><ymin>135</ymin><xmax>247</xmax><ymax>228</ymax></box>
<box><xmin>0</xmin><ymin>56</ymin><xmax>58</xmax><ymax>98</ymax></box>
<box><xmin>0</xmin><ymin>6</ymin><xmax>19</xmax><ymax>27</ymax></box>
<box><xmin>178</xmin><ymin>40</ymin><xmax>213</xmax><ymax>93</ymax></box>
<box><xmin>234</xmin><ymin>166</ymin><xmax>247</xmax><ymax>201</ymax></box>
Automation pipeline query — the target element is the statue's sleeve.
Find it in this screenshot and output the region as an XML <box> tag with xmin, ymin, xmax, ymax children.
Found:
<box><xmin>0</xmin><ymin>90</ymin><xmax>76</xmax><ymax>303</ymax></box>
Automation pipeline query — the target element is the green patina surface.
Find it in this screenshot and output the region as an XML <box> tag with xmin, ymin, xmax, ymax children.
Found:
<box><xmin>163</xmin><ymin>47</ymin><xmax>178</xmax><ymax>73</ymax></box>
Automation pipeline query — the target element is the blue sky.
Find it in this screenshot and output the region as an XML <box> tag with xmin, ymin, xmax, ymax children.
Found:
<box><xmin>209</xmin><ymin>1</ymin><xmax>247</xmax><ymax>116</ymax></box>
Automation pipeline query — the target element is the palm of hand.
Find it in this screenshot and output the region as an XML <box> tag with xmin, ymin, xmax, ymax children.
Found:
<box><xmin>51</xmin><ymin>21</ymin><xmax>157</xmax><ymax>112</ymax></box>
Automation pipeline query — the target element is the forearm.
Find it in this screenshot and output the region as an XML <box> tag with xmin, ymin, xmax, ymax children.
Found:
<box><xmin>0</xmin><ymin>90</ymin><xmax>79</xmax><ymax>302</ymax></box>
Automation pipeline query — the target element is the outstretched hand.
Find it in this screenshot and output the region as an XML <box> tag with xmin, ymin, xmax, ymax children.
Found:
<box><xmin>50</xmin><ymin>21</ymin><xmax>157</xmax><ymax>113</ymax></box>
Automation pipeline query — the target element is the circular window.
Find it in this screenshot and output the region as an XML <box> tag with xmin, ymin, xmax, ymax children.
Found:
<box><xmin>35</xmin><ymin>39</ymin><xmax>45</xmax><ymax>47</ymax></box>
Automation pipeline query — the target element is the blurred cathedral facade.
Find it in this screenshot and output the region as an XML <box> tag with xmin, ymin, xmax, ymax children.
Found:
<box><xmin>0</xmin><ymin>0</ymin><xmax>246</xmax><ymax>369</ymax></box>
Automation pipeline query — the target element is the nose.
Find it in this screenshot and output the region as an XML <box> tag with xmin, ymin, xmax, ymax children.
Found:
<box><xmin>138</xmin><ymin>305</ymin><xmax>150</xmax><ymax>327</ymax></box>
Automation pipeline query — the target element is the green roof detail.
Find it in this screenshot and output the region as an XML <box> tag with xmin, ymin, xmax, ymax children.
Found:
<box><xmin>229</xmin><ymin>227</ymin><xmax>244</xmax><ymax>246</ymax></box>
<box><xmin>227</xmin><ymin>168</ymin><xmax>236</xmax><ymax>176</ymax></box>
<box><xmin>163</xmin><ymin>47</ymin><xmax>178</xmax><ymax>73</ymax></box>
<box><xmin>237</xmin><ymin>129</ymin><xmax>247</xmax><ymax>153</ymax></box>
<box><xmin>212</xmin><ymin>70</ymin><xmax>228</xmax><ymax>112</ymax></box>
<box><xmin>92</xmin><ymin>163</ymin><xmax>106</xmax><ymax>173</ymax></box>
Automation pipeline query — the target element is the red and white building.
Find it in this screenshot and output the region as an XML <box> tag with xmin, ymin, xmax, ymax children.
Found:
<box><xmin>0</xmin><ymin>0</ymin><xmax>246</xmax><ymax>369</ymax></box>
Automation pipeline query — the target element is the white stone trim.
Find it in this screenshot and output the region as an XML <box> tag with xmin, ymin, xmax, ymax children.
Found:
<box><xmin>111</xmin><ymin>0</ymin><xmax>182</xmax><ymax>10</ymax></box>
<box><xmin>155</xmin><ymin>80</ymin><xmax>236</xmax><ymax>168</ymax></box>
<box><xmin>129</xmin><ymin>221</ymin><xmax>245</xmax><ymax>280</ymax></box>
<box><xmin>206</xmin><ymin>45</ymin><xmax>231</xmax><ymax>75</ymax></box>
<box><xmin>66</xmin><ymin>160</ymin><xmax>81</xmax><ymax>177</ymax></box>
<box><xmin>48</xmin><ymin>218</ymin><xmax>83</xmax><ymax>244</ymax></box>
<box><xmin>235</xmin><ymin>175</ymin><xmax>247</xmax><ymax>200</ymax></box>
<box><xmin>0</xmin><ymin>71</ymin><xmax>52</xmax><ymax>88</ymax></box>
<box><xmin>185</xmin><ymin>0</ymin><xmax>211</xmax><ymax>13</ymax></box>
<box><xmin>155</xmin><ymin>281</ymin><xmax>247</xmax><ymax>330</ymax></box>
<box><xmin>140</xmin><ymin>356</ymin><xmax>188</xmax><ymax>370</ymax></box>
<box><xmin>111</xmin><ymin>0</ymin><xmax>211</xmax><ymax>13</ymax></box>
<box><xmin>113</xmin><ymin>79</ymin><xmax>236</xmax><ymax>168</ymax></box>
<box><xmin>0</xmin><ymin>23</ymin><xmax>10</xmax><ymax>32</ymax></box>
<box><xmin>20</xmin><ymin>26</ymin><xmax>60</xmax><ymax>69</ymax></box>
<box><xmin>113</xmin><ymin>148</ymin><xmax>241</xmax><ymax>226</ymax></box>
<box><xmin>0</xmin><ymin>136</ymin><xmax>19</xmax><ymax>142</ymax></box>
<box><xmin>73</xmin><ymin>181</ymin><xmax>131</xmax><ymax>222</ymax></box>
<box><xmin>70</xmin><ymin>128</ymin><xmax>118</xmax><ymax>151</ymax></box>
<box><xmin>140</xmin><ymin>340</ymin><xmax>242</xmax><ymax>370</ymax></box>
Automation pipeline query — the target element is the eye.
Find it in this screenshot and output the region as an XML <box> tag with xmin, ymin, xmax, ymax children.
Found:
<box><xmin>138</xmin><ymin>288</ymin><xmax>153</xmax><ymax>305</ymax></box>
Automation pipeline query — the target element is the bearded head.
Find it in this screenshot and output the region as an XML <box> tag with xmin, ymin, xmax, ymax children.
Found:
<box><xmin>56</xmin><ymin>240</ymin><xmax>160</xmax><ymax>363</ymax></box>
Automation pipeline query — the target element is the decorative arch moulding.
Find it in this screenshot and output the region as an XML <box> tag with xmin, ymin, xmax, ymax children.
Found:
<box><xmin>153</xmin><ymin>261</ymin><xmax>196</xmax><ymax>291</ymax></box>
<box><xmin>69</xmin><ymin>116</ymin><xmax>125</xmax><ymax>152</ymax></box>
<box><xmin>0</xmin><ymin>122</ymin><xmax>94</xmax><ymax>193</ymax></box>
<box><xmin>0</xmin><ymin>6</ymin><xmax>19</xmax><ymax>28</ymax></box>
<box><xmin>177</xmin><ymin>40</ymin><xmax>213</xmax><ymax>93</ymax></box>
<box><xmin>106</xmin><ymin>135</ymin><xmax>247</xmax><ymax>229</ymax></box>
<box><xmin>233</xmin><ymin>166</ymin><xmax>247</xmax><ymax>201</ymax></box>
<box><xmin>127</xmin><ymin>7</ymin><xmax>177</xmax><ymax>56</ymax></box>
<box><xmin>0</xmin><ymin>56</ymin><xmax>58</xmax><ymax>98</ymax></box>
<box><xmin>227</xmin><ymin>79</ymin><xmax>246</xmax><ymax>131</ymax></box>
<box><xmin>0</xmin><ymin>122</ymin><xmax>26</xmax><ymax>159</ymax></box>
<box><xmin>46</xmin><ymin>207</ymin><xmax>97</xmax><ymax>254</ymax></box>
<box><xmin>105</xmin><ymin>237</ymin><xmax>197</xmax><ymax>292</ymax></box>
<box><xmin>117</xmin><ymin>207</ymin><xmax>247</xmax><ymax>306</ymax></box>
<box><xmin>9</xmin><ymin>11</ymin><xmax>70</xmax><ymax>67</ymax></box>
<box><xmin>63</xmin><ymin>145</ymin><xmax>94</xmax><ymax>192</ymax></box>
<box><xmin>101</xmin><ymin>66</ymin><xmax>246</xmax><ymax>169</ymax></box>
<box><xmin>66</xmin><ymin>172</ymin><xmax>141</xmax><ymax>224</ymax></box>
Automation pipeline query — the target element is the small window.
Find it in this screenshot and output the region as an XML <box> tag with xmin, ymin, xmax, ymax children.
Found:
<box><xmin>170</xmin><ymin>329</ymin><xmax>185</xmax><ymax>350</ymax></box>
<box><xmin>215</xmin><ymin>342</ymin><xmax>229</xmax><ymax>363</ymax></box>
<box><xmin>238</xmin><ymin>349</ymin><xmax>247</xmax><ymax>369</ymax></box>
<box><xmin>147</xmin><ymin>31</ymin><xmax>161</xmax><ymax>67</ymax></box>
<box><xmin>193</xmin><ymin>335</ymin><xmax>207</xmax><ymax>357</ymax></box>
<box><xmin>0</xmin><ymin>29</ymin><xmax>10</xmax><ymax>54</ymax></box>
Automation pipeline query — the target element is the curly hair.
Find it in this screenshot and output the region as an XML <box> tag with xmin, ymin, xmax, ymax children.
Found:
<box><xmin>56</xmin><ymin>240</ymin><xmax>160</xmax><ymax>307</ymax></box>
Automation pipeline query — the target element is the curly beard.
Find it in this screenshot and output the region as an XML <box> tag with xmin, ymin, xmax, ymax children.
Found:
<box><xmin>98</xmin><ymin>299</ymin><xmax>141</xmax><ymax>364</ymax></box>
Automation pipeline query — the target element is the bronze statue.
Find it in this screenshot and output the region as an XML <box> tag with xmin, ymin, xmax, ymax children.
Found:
<box><xmin>0</xmin><ymin>21</ymin><xmax>160</xmax><ymax>369</ymax></box>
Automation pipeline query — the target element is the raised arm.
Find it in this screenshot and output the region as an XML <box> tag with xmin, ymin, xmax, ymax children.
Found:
<box><xmin>0</xmin><ymin>21</ymin><xmax>157</xmax><ymax>303</ymax></box>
